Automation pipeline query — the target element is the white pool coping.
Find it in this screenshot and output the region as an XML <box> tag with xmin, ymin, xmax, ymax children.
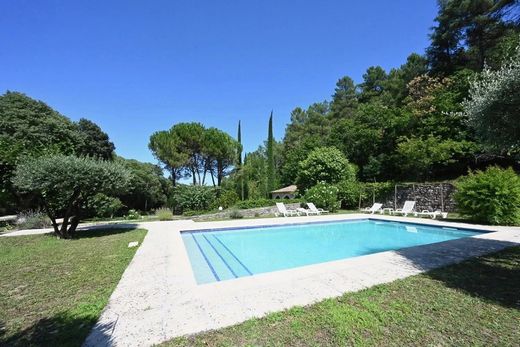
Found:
<box><xmin>83</xmin><ymin>214</ymin><xmax>520</xmax><ymax>347</ymax></box>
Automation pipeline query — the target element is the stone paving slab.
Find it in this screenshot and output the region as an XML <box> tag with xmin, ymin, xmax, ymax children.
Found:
<box><xmin>82</xmin><ymin>215</ymin><xmax>520</xmax><ymax>347</ymax></box>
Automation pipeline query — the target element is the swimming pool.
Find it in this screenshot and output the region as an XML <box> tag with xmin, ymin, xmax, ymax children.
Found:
<box><xmin>181</xmin><ymin>219</ymin><xmax>483</xmax><ymax>284</ymax></box>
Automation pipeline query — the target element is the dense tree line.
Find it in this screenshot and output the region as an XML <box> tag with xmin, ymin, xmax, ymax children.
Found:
<box><xmin>0</xmin><ymin>92</ymin><xmax>171</xmax><ymax>216</ymax></box>
<box><xmin>238</xmin><ymin>0</ymin><xmax>520</xmax><ymax>196</ymax></box>
<box><xmin>2</xmin><ymin>0</ymin><xmax>520</xmax><ymax>225</ymax></box>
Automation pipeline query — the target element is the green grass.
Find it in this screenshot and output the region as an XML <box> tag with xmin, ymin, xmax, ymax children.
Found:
<box><xmin>0</xmin><ymin>228</ymin><xmax>147</xmax><ymax>346</ymax></box>
<box><xmin>164</xmin><ymin>246</ymin><xmax>520</xmax><ymax>347</ymax></box>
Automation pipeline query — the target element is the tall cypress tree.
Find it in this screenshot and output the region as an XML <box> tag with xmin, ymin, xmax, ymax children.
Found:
<box><xmin>266</xmin><ymin>111</ymin><xmax>276</xmax><ymax>196</ymax></box>
<box><xmin>243</xmin><ymin>152</ymin><xmax>249</xmax><ymax>200</ymax></box>
<box><xmin>237</xmin><ymin>120</ymin><xmax>244</xmax><ymax>200</ymax></box>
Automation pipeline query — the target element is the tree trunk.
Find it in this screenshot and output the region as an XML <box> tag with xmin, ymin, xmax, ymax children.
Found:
<box><xmin>217</xmin><ymin>160</ymin><xmax>223</xmax><ymax>186</ymax></box>
<box><xmin>42</xmin><ymin>202</ymin><xmax>60</xmax><ymax>236</ymax></box>
<box><xmin>191</xmin><ymin>167</ymin><xmax>196</xmax><ymax>185</ymax></box>
<box><xmin>240</xmin><ymin>176</ymin><xmax>244</xmax><ymax>200</ymax></box>
<box><xmin>170</xmin><ymin>168</ymin><xmax>177</xmax><ymax>187</ymax></box>
<box><xmin>210</xmin><ymin>169</ymin><xmax>216</xmax><ymax>187</ymax></box>
<box><xmin>68</xmin><ymin>215</ymin><xmax>80</xmax><ymax>236</ymax></box>
<box><xmin>202</xmin><ymin>167</ymin><xmax>207</xmax><ymax>185</ymax></box>
<box><xmin>58</xmin><ymin>216</ymin><xmax>71</xmax><ymax>239</ymax></box>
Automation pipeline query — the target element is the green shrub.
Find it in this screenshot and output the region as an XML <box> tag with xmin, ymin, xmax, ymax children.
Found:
<box><xmin>234</xmin><ymin>198</ymin><xmax>301</xmax><ymax>209</ymax></box>
<box><xmin>454</xmin><ymin>166</ymin><xmax>520</xmax><ymax>225</ymax></box>
<box><xmin>182</xmin><ymin>210</ymin><xmax>213</xmax><ymax>216</ymax></box>
<box><xmin>359</xmin><ymin>182</ymin><xmax>394</xmax><ymax>208</ymax></box>
<box><xmin>297</xmin><ymin>147</ymin><xmax>356</xmax><ymax>191</ymax></box>
<box><xmin>336</xmin><ymin>180</ymin><xmax>363</xmax><ymax>209</ymax></box>
<box><xmin>304</xmin><ymin>182</ymin><xmax>340</xmax><ymax>212</ymax></box>
<box><xmin>86</xmin><ymin>193</ymin><xmax>124</xmax><ymax>219</ymax></box>
<box><xmin>229</xmin><ymin>210</ymin><xmax>243</xmax><ymax>219</ymax></box>
<box><xmin>169</xmin><ymin>185</ymin><xmax>216</xmax><ymax>213</ymax></box>
<box><xmin>212</xmin><ymin>190</ymin><xmax>239</xmax><ymax>209</ymax></box>
<box><xmin>233</xmin><ymin>199</ymin><xmax>274</xmax><ymax>209</ymax></box>
<box><xmin>125</xmin><ymin>209</ymin><xmax>142</xmax><ymax>220</ymax></box>
<box><xmin>16</xmin><ymin>210</ymin><xmax>52</xmax><ymax>230</ymax></box>
<box><xmin>154</xmin><ymin>207</ymin><xmax>174</xmax><ymax>221</ymax></box>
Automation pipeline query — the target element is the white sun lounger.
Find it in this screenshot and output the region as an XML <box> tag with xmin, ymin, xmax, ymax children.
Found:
<box><xmin>307</xmin><ymin>202</ymin><xmax>329</xmax><ymax>215</ymax></box>
<box><xmin>362</xmin><ymin>203</ymin><xmax>383</xmax><ymax>214</ymax></box>
<box><xmin>297</xmin><ymin>207</ymin><xmax>320</xmax><ymax>216</ymax></box>
<box><xmin>394</xmin><ymin>201</ymin><xmax>416</xmax><ymax>217</ymax></box>
<box><xmin>415</xmin><ymin>210</ymin><xmax>448</xmax><ymax>219</ymax></box>
<box><xmin>275</xmin><ymin>202</ymin><xmax>300</xmax><ymax>217</ymax></box>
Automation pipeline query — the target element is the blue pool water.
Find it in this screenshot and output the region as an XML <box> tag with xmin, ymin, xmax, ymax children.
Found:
<box><xmin>181</xmin><ymin>219</ymin><xmax>482</xmax><ymax>284</ymax></box>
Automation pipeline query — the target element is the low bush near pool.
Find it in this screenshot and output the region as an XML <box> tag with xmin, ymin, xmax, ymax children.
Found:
<box><xmin>455</xmin><ymin>166</ymin><xmax>520</xmax><ymax>225</ymax></box>
<box><xmin>155</xmin><ymin>207</ymin><xmax>174</xmax><ymax>221</ymax></box>
<box><xmin>304</xmin><ymin>182</ymin><xmax>340</xmax><ymax>212</ymax></box>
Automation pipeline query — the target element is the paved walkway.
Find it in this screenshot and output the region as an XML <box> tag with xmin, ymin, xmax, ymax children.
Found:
<box><xmin>82</xmin><ymin>215</ymin><xmax>520</xmax><ymax>347</ymax></box>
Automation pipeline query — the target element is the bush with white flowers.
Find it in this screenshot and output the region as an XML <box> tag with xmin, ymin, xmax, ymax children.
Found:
<box><xmin>304</xmin><ymin>182</ymin><xmax>340</xmax><ymax>212</ymax></box>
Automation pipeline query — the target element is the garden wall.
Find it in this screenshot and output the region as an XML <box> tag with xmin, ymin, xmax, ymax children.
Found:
<box><xmin>191</xmin><ymin>203</ymin><xmax>300</xmax><ymax>222</ymax></box>
<box><xmin>379</xmin><ymin>183</ymin><xmax>456</xmax><ymax>212</ymax></box>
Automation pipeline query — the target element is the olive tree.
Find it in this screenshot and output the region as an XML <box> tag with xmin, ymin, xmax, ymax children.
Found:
<box><xmin>463</xmin><ymin>45</ymin><xmax>520</xmax><ymax>155</ymax></box>
<box><xmin>13</xmin><ymin>155</ymin><xmax>130</xmax><ymax>238</ymax></box>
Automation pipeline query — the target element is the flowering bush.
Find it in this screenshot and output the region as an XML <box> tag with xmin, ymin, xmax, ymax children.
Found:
<box><xmin>304</xmin><ymin>182</ymin><xmax>340</xmax><ymax>212</ymax></box>
<box><xmin>125</xmin><ymin>209</ymin><xmax>142</xmax><ymax>220</ymax></box>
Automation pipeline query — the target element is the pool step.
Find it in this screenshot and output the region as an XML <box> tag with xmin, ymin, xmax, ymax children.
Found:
<box><xmin>184</xmin><ymin>232</ymin><xmax>252</xmax><ymax>283</ymax></box>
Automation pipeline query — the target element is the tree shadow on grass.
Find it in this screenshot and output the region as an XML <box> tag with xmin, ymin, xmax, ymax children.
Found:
<box><xmin>395</xmin><ymin>238</ymin><xmax>520</xmax><ymax>309</ymax></box>
<box><xmin>42</xmin><ymin>223</ymin><xmax>140</xmax><ymax>240</ymax></box>
<box><xmin>0</xmin><ymin>313</ymin><xmax>114</xmax><ymax>347</ymax></box>
<box><xmin>74</xmin><ymin>224</ymin><xmax>140</xmax><ymax>239</ymax></box>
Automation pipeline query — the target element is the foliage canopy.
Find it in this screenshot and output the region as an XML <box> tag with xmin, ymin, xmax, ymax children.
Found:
<box><xmin>455</xmin><ymin>166</ymin><xmax>520</xmax><ymax>225</ymax></box>
<box><xmin>13</xmin><ymin>155</ymin><xmax>130</xmax><ymax>238</ymax></box>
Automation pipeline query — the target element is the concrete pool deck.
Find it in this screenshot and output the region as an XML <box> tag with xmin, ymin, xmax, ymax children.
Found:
<box><xmin>83</xmin><ymin>214</ymin><xmax>520</xmax><ymax>346</ymax></box>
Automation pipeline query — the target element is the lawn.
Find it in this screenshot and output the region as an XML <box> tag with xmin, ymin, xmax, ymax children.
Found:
<box><xmin>0</xmin><ymin>227</ymin><xmax>147</xmax><ymax>346</ymax></box>
<box><xmin>165</xmin><ymin>246</ymin><xmax>520</xmax><ymax>347</ymax></box>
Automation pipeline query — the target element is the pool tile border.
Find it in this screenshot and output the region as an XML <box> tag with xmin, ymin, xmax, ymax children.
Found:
<box><xmin>84</xmin><ymin>215</ymin><xmax>520</xmax><ymax>347</ymax></box>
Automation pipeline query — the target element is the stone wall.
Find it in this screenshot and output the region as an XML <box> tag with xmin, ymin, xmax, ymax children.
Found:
<box><xmin>191</xmin><ymin>203</ymin><xmax>301</xmax><ymax>222</ymax></box>
<box><xmin>380</xmin><ymin>183</ymin><xmax>456</xmax><ymax>212</ymax></box>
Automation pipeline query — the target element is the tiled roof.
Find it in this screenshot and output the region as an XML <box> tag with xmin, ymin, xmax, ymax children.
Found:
<box><xmin>271</xmin><ymin>185</ymin><xmax>298</xmax><ymax>193</ymax></box>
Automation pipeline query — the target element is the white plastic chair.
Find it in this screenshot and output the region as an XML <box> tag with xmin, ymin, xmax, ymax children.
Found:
<box><xmin>394</xmin><ymin>201</ymin><xmax>416</xmax><ymax>217</ymax></box>
<box><xmin>362</xmin><ymin>203</ymin><xmax>383</xmax><ymax>214</ymax></box>
<box><xmin>275</xmin><ymin>202</ymin><xmax>300</xmax><ymax>217</ymax></box>
<box><xmin>307</xmin><ymin>202</ymin><xmax>329</xmax><ymax>215</ymax></box>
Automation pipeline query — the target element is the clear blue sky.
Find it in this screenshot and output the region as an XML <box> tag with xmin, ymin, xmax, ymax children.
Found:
<box><xmin>1</xmin><ymin>0</ymin><xmax>437</xmax><ymax>164</ymax></box>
